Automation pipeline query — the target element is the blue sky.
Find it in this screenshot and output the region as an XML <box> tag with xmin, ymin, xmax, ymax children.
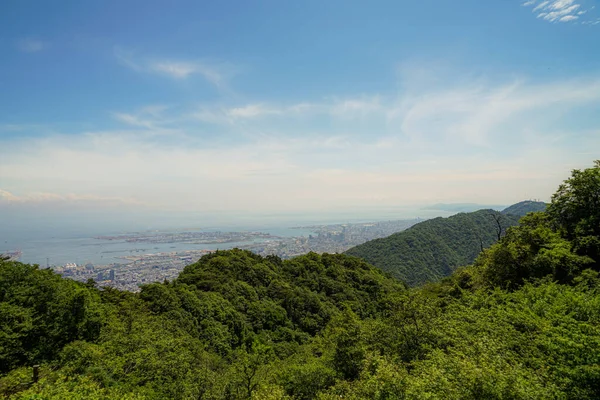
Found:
<box><xmin>1</xmin><ymin>0</ymin><xmax>599</xmax><ymax>221</ymax></box>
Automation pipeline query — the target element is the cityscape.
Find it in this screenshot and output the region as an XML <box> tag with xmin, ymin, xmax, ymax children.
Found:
<box><xmin>48</xmin><ymin>218</ymin><xmax>420</xmax><ymax>291</ymax></box>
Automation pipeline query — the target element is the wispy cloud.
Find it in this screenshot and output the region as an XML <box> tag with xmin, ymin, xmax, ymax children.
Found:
<box><xmin>113</xmin><ymin>46</ymin><xmax>142</xmax><ymax>71</ymax></box>
<box><xmin>150</xmin><ymin>61</ymin><xmax>226</xmax><ymax>88</ymax></box>
<box><xmin>560</xmin><ymin>15</ymin><xmax>579</xmax><ymax>21</ymax></box>
<box><xmin>522</xmin><ymin>0</ymin><xmax>597</xmax><ymax>23</ymax></box>
<box><xmin>398</xmin><ymin>77</ymin><xmax>600</xmax><ymax>146</ymax></box>
<box><xmin>3</xmin><ymin>69</ymin><xmax>599</xmax><ymax>213</ymax></box>
<box><xmin>16</xmin><ymin>38</ymin><xmax>45</xmax><ymax>53</ymax></box>
<box><xmin>1</xmin><ymin>127</ymin><xmax>594</xmax><ymax>212</ymax></box>
<box><xmin>192</xmin><ymin>96</ymin><xmax>384</xmax><ymax>126</ymax></box>
<box><xmin>330</xmin><ymin>96</ymin><xmax>383</xmax><ymax>118</ymax></box>
<box><xmin>0</xmin><ymin>189</ymin><xmax>142</xmax><ymax>206</ymax></box>
<box><xmin>189</xmin><ymin>77</ymin><xmax>600</xmax><ymax>147</ymax></box>
<box><xmin>228</xmin><ymin>104</ymin><xmax>282</xmax><ymax>118</ymax></box>
<box><xmin>151</xmin><ymin>61</ymin><xmax>197</xmax><ymax>79</ymax></box>
<box><xmin>582</xmin><ymin>17</ymin><xmax>600</xmax><ymax>25</ymax></box>
<box><xmin>114</xmin><ymin>46</ymin><xmax>234</xmax><ymax>90</ymax></box>
<box><xmin>112</xmin><ymin>105</ymin><xmax>173</xmax><ymax>130</ymax></box>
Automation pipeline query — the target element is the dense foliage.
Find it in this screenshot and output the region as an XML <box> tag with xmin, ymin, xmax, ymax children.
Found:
<box><xmin>0</xmin><ymin>252</ymin><xmax>404</xmax><ymax>399</ymax></box>
<box><xmin>501</xmin><ymin>200</ymin><xmax>547</xmax><ymax>217</ymax></box>
<box><xmin>1</xmin><ymin>161</ymin><xmax>599</xmax><ymax>399</ymax></box>
<box><xmin>346</xmin><ymin>209</ymin><xmax>519</xmax><ymax>286</ymax></box>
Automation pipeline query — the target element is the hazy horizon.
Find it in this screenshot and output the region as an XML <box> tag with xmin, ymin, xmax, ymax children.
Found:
<box><xmin>1</xmin><ymin>202</ymin><xmax>483</xmax><ymax>237</ymax></box>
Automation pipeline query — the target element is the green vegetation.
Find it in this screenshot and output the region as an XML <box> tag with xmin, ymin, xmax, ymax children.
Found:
<box><xmin>345</xmin><ymin>200</ymin><xmax>548</xmax><ymax>287</ymax></box>
<box><xmin>1</xmin><ymin>161</ymin><xmax>600</xmax><ymax>399</ymax></box>
<box><xmin>0</xmin><ymin>252</ymin><xmax>404</xmax><ymax>399</ymax></box>
<box><xmin>346</xmin><ymin>209</ymin><xmax>520</xmax><ymax>286</ymax></box>
<box><xmin>501</xmin><ymin>200</ymin><xmax>547</xmax><ymax>217</ymax></box>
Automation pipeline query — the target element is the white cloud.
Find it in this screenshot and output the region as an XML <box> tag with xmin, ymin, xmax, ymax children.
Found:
<box><xmin>114</xmin><ymin>47</ymin><xmax>233</xmax><ymax>89</ymax></box>
<box><xmin>0</xmin><ymin>189</ymin><xmax>142</xmax><ymax>206</ymax></box>
<box><xmin>191</xmin><ymin>76</ymin><xmax>600</xmax><ymax>153</ymax></box>
<box><xmin>533</xmin><ymin>1</ymin><xmax>550</xmax><ymax>12</ymax></box>
<box><xmin>113</xmin><ymin>113</ymin><xmax>156</xmax><ymax>129</ymax></box>
<box><xmin>560</xmin><ymin>15</ymin><xmax>579</xmax><ymax>21</ymax></box>
<box><xmin>150</xmin><ymin>61</ymin><xmax>225</xmax><ymax>87</ymax></box>
<box><xmin>330</xmin><ymin>97</ymin><xmax>383</xmax><ymax>117</ymax></box>
<box><xmin>0</xmin><ymin>190</ymin><xmax>20</xmax><ymax>202</ymax></box>
<box><xmin>582</xmin><ymin>18</ymin><xmax>600</xmax><ymax>25</ymax></box>
<box><xmin>523</xmin><ymin>0</ymin><xmax>592</xmax><ymax>23</ymax></box>
<box><xmin>401</xmin><ymin>78</ymin><xmax>600</xmax><ymax>146</ymax></box>
<box><xmin>548</xmin><ymin>0</ymin><xmax>575</xmax><ymax>10</ymax></box>
<box><xmin>192</xmin><ymin>96</ymin><xmax>384</xmax><ymax>125</ymax></box>
<box><xmin>16</xmin><ymin>38</ymin><xmax>44</xmax><ymax>53</ymax></box>
<box><xmin>112</xmin><ymin>105</ymin><xmax>172</xmax><ymax>130</ymax></box>
<box><xmin>544</xmin><ymin>5</ymin><xmax>581</xmax><ymax>21</ymax></box>
<box><xmin>228</xmin><ymin>104</ymin><xmax>281</xmax><ymax>118</ymax></box>
<box><xmin>151</xmin><ymin>61</ymin><xmax>197</xmax><ymax>79</ymax></box>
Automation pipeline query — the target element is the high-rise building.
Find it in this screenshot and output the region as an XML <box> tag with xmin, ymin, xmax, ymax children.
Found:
<box><xmin>109</xmin><ymin>269</ymin><xmax>115</xmax><ymax>281</ymax></box>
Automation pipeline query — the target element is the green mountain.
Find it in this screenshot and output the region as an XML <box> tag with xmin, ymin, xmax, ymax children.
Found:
<box><xmin>345</xmin><ymin>209</ymin><xmax>521</xmax><ymax>286</ymax></box>
<box><xmin>1</xmin><ymin>161</ymin><xmax>599</xmax><ymax>399</ymax></box>
<box><xmin>501</xmin><ymin>200</ymin><xmax>548</xmax><ymax>216</ymax></box>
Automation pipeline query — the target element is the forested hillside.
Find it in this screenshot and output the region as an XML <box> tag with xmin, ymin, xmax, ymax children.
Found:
<box><xmin>1</xmin><ymin>161</ymin><xmax>599</xmax><ymax>399</ymax></box>
<box><xmin>0</xmin><ymin>252</ymin><xmax>405</xmax><ymax>399</ymax></box>
<box><xmin>501</xmin><ymin>200</ymin><xmax>547</xmax><ymax>217</ymax></box>
<box><xmin>345</xmin><ymin>209</ymin><xmax>520</xmax><ymax>286</ymax></box>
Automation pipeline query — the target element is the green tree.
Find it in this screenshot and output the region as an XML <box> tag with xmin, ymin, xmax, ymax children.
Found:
<box><xmin>476</xmin><ymin>213</ymin><xmax>593</xmax><ymax>289</ymax></box>
<box><xmin>548</xmin><ymin>160</ymin><xmax>600</xmax><ymax>269</ymax></box>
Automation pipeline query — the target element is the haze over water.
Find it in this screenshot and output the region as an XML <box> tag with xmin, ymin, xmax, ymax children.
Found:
<box><xmin>2</xmin><ymin>206</ymin><xmax>458</xmax><ymax>266</ymax></box>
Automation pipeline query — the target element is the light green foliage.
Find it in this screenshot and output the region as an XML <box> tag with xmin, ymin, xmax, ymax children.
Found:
<box><xmin>277</xmin><ymin>355</ymin><xmax>337</xmax><ymax>400</ymax></box>
<box><xmin>224</xmin><ymin>343</ymin><xmax>276</xmax><ymax>399</ymax></box>
<box><xmin>13</xmin><ymin>373</ymin><xmax>146</xmax><ymax>399</ymax></box>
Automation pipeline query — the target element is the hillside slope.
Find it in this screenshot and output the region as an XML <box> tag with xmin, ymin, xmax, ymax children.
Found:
<box><xmin>345</xmin><ymin>209</ymin><xmax>520</xmax><ymax>286</ymax></box>
<box><xmin>501</xmin><ymin>200</ymin><xmax>547</xmax><ymax>216</ymax></box>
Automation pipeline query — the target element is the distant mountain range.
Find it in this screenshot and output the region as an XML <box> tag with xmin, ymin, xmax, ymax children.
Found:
<box><xmin>345</xmin><ymin>201</ymin><xmax>547</xmax><ymax>287</ymax></box>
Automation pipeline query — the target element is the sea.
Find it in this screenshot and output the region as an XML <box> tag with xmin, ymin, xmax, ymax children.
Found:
<box><xmin>1</xmin><ymin>226</ymin><xmax>316</xmax><ymax>267</ymax></box>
